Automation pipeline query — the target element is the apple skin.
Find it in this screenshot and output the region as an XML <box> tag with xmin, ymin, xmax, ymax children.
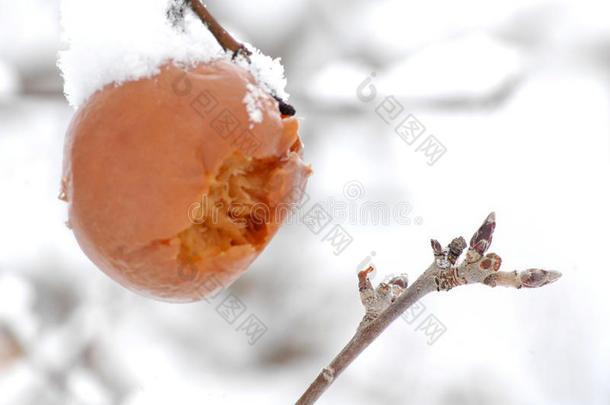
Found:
<box><xmin>61</xmin><ymin>59</ymin><xmax>311</xmax><ymax>302</ymax></box>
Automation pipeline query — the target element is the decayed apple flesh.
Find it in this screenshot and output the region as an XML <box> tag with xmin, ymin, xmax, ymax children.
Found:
<box><xmin>178</xmin><ymin>153</ymin><xmax>278</xmax><ymax>261</ymax></box>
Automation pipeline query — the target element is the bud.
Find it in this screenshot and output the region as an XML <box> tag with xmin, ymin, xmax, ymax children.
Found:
<box><xmin>388</xmin><ymin>275</ymin><xmax>408</xmax><ymax>289</ymax></box>
<box><xmin>358</xmin><ymin>266</ymin><xmax>375</xmax><ymax>290</ymax></box>
<box><xmin>520</xmin><ymin>269</ymin><xmax>562</xmax><ymax>288</ymax></box>
<box><xmin>431</xmin><ymin>239</ymin><xmax>443</xmax><ymax>255</ymax></box>
<box><xmin>470</xmin><ymin>212</ymin><xmax>496</xmax><ymax>255</ymax></box>
<box><xmin>447</xmin><ymin>237</ymin><xmax>467</xmax><ymax>265</ymax></box>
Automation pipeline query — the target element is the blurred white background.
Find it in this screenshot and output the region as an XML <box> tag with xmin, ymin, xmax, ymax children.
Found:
<box><xmin>0</xmin><ymin>0</ymin><xmax>609</xmax><ymax>404</ymax></box>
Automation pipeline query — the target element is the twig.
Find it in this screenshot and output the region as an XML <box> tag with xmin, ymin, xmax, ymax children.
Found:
<box><xmin>295</xmin><ymin>212</ymin><xmax>561</xmax><ymax>404</ymax></box>
<box><xmin>183</xmin><ymin>0</ymin><xmax>296</xmax><ymax>116</ymax></box>
<box><xmin>185</xmin><ymin>0</ymin><xmax>251</xmax><ymax>59</ymax></box>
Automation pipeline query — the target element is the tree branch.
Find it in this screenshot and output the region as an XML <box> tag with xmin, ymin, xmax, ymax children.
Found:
<box><xmin>295</xmin><ymin>212</ymin><xmax>561</xmax><ymax>405</ymax></box>
<box><xmin>180</xmin><ymin>0</ymin><xmax>296</xmax><ymax>116</ymax></box>
<box><xmin>185</xmin><ymin>0</ymin><xmax>251</xmax><ymax>59</ymax></box>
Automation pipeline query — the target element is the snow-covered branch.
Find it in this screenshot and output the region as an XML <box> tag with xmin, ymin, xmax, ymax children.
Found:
<box><xmin>183</xmin><ymin>0</ymin><xmax>295</xmax><ymax>116</ymax></box>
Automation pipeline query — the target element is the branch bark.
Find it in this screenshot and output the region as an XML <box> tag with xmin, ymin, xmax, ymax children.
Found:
<box><xmin>295</xmin><ymin>212</ymin><xmax>561</xmax><ymax>405</ymax></box>
<box><xmin>185</xmin><ymin>0</ymin><xmax>251</xmax><ymax>59</ymax></box>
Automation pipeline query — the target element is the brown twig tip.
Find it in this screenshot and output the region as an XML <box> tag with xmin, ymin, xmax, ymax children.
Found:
<box><xmin>470</xmin><ymin>212</ymin><xmax>496</xmax><ymax>254</ymax></box>
<box><xmin>431</xmin><ymin>239</ymin><xmax>443</xmax><ymax>255</ymax></box>
<box><xmin>358</xmin><ymin>266</ymin><xmax>374</xmax><ymax>280</ymax></box>
<box><xmin>183</xmin><ymin>0</ymin><xmax>297</xmax><ymax>117</ymax></box>
<box><xmin>273</xmin><ymin>95</ymin><xmax>296</xmax><ymax>117</ymax></box>
<box><xmin>520</xmin><ymin>269</ymin><xmax>562</xmax><ymax>288</ymax></box>
<box><xmin>358</xmin><ymin>266</ymin><xmax>374</xmax><ymax>291</ymax></box>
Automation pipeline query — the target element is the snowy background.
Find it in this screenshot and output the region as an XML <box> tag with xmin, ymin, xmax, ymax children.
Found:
<box><xmin>1</xmin><ymin>0</ymin><xmax>609</xmax><ymax>404</ymax></box>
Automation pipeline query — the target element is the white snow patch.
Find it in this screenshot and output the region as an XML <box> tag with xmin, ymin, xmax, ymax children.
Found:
<box><xmin>57</xmin><ymin>0</ymin><xmax>289</xmax><ymax>108</ymax></box>
<box><xmin>234</xmin><ymin>45</ymin><xmax>289</xmax><ymax>101</ymax></box>
<box><xmin>242</xmin><ymin>82</ymin><xmax>267</xmax><ymax>126</ymax></box>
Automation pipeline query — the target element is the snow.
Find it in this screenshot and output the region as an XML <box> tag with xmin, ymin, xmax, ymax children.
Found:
<box><xmin>57</xmin><ymin>0</ymin><xmax>289</xmax><ymax>110</ymax></box>
<box><xmin>234</xmin><ymin>45</ymin><xmax>289</xmax><ymax>101</ymax></box>
<box><xmin>236</xmin><ymin>44</ymin><xmax>289</xmax><ymax>123</ymax></box>
<box><xmin>242</xmin><ymin>83</ymin><xmax>265</xmax><ymax>126</ymax></box>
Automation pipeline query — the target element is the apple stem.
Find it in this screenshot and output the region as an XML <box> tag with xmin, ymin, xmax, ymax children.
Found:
<box><xmin>184</xmin><ymin>1</ymin><xmax>296</xmax><ymax>116</ymax></box>
<box><xmin>185</xmin><ymin>0</ymin><xmax>251</xmax><ymax>60</ymax></box>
